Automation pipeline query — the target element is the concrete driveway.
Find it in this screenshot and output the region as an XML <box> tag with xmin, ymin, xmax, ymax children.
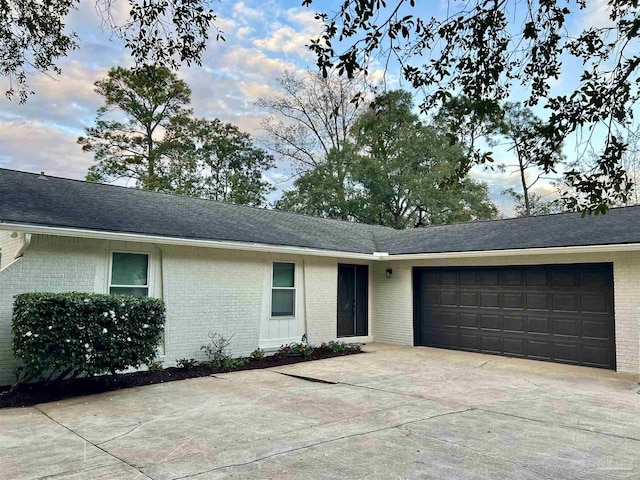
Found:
<box><xmin>1</xmin><ymin>344</ymin><xmax>639</xmax><ymax>480</ymax></box>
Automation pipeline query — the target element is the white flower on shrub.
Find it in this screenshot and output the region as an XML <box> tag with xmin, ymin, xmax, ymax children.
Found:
<box><xmin>109</xmin><ymin>310</ymin><xmax>115</xmax><ymax>318</ymax></box>
<box><xmin>24</xmin><ymin>331</ymin><xmax>32</xmax><ymax>337</ymax></box>
<box><xmin>143</xmin><ymin>324</ymin><xmax>149</xmax><ymax>329</ymax></box>
<box><xmin>103</xmin><ymin>312</ymin><xmax>109</xmax><ymax>317</ymax></box>
<box><xmin>48</xmin><ymin>325</ymin><xmax>53</xmax><ymax>330</ymax></box>
<box><xmin>84</xmin><ymin>343</ymin><xmax>90</xmax><ymax>349</ymax></box>
<box><xmin>127</xmin><ymin>337</ymin><xmax>131</xmax><ymax>342</ymax></box>
<box><xmin>65</xmin><ymin>339</ymin><xmax>71</xmax><ymax>343</ymax></box>
<box><xmin>102</xmin><ymin>328</ymin><xmax>108</xmax><ymax>334</ymax></box>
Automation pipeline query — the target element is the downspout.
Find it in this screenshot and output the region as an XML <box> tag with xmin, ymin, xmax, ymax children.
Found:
<box><xmin>16</xmin><ymin>233</ymin><xmax>32</xmax><ymax>259</ymax></box>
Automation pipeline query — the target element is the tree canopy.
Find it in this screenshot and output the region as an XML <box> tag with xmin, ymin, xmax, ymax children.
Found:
<box><xmin>276</xmin><ymin>90</ymin><xmax>498</xmax><ymax>228</ymax></box>
<box><xmin>79</xmin><ymin>66</ymin><xmax>274</xmax><ymax>206</ymax></box>
<box><xmin>1</xmin><ymin>0</ymin><xmax>221</xmax><ymax>102</ymax></box>
<box><xmin>303</xmin><ymin>0</ymin><xmax>640</xmax><ymax>214</ymax></box>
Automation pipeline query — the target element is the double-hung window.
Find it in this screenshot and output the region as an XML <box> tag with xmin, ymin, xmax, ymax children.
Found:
<box><xmin>109</xmin><ymin>252</ymin><xmax>150</xmax><ymax>297</ymax></box>
<box><xmin>271</xmin><ymin>262</ymin><xmax>295</xmax><ymax>317</ymax></box>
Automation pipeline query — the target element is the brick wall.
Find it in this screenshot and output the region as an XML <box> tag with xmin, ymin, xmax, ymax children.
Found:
<box><xmin>371</xmin><ymin>252</ymin><xmax>640</xmax><ymax>375</ymax></box>
<box><xmin>0</xmin><ymin>235</ymin><xmax>357</xmax><ymax>384</ymax></box>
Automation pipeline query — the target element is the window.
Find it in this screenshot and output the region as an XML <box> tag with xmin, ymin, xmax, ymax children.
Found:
<box><xmin>109</xmin><ymin>252</ymin><xmax>149</xmax><ymax>297</ymax></box>
<box><xmin>271</xmin><ymin>262</ymin><xmax>295</xmax><ymax>317</ymax></box>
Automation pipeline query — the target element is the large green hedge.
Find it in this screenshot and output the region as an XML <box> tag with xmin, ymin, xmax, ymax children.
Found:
<box><xmin>12</xmin><ymin>293</ymin><xmax>165</xmax><ymax>385</ymax></box>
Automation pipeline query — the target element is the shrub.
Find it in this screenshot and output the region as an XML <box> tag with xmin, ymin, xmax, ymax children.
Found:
<box><xmin>320</xmin><ymin>341</ymin><xmax>362</xmax><ymax>354</ymax></box>
<box><xmin>147</xmin><ymin>360</ymin><xmax>163</xmax><ymax>372</ymax></box>
<box><xmin>275</xmin><ymin>344</ymin><xmax>292</xmax><ymax>359</ymax></box>
<box><xmin>200</xmin><ymin>332</ymin><xmax>234</xmax><ymax>368</ymax></box>
<box><xmin>250</xmin><ymin>348</ymin><xmax>265</xmax><ymax>361</ymax></box>
<box><xmin>12</xmin><ymin>292</ymin><xmax>165</xmax><ymax>388</ymax></box>
<box><xmin>291</xmin><ymin>342</ymin><xmax>315</xmax><ymax>358</ymax></box>
<box><xmin>176</xmin><ymin>358</ymin><xmax>198</xmax><ymax>369</ymax></box>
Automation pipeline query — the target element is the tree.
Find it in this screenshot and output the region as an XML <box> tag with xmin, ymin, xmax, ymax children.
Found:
<box><xmin>504</xmin><ymin>190</ymin><xmax>564</xmax><ymax>218</ymax></box>
<box><xmin>497</xmin><ymin>103</ymin><xmax>565</xmax><ymax>216</ymax></box>
<box><xmin>1</xmin><ymin>0</ymin><xmax>221</xmax><ymax>102</ymax></box>
<box><xmin>303</xmin><ymin>0</ymin><xmax>640</xmax><ymax>213</ymax></box>
<box><xmin>80</xmin><ymin>66</ymin><xmax>274</xmax><ymax>206</ymax></box>
<box><xmin>164</xmin><ymin>117</ymin><xmax>275</xmax><ymax>206</ymax></box>
<box><xmin>79</xmin><ymin>66</ymin><xmax>193</xmax><ymax>191</ymax></box>
<box><xmin>349</xmin><ymin>90</ymin><xmax>498</xmax><ymax>228</ymax></box>
<box><xmin>257</xmin><ymin>70</ymin><xmax>369</xmax><ymax>219</ymax></box>
<box><xmin>277</xmin><ymin>90</ymin><xmax>498</xmax><ymax>229</ymax></box>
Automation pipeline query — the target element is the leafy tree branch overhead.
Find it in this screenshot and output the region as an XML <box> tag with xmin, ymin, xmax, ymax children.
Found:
<box><xmin>302</xmin><ymin>0</ymin><xmax>640</xmax><ymax>214</ymax></box>
<box><xmin>0</xmin><ymin>0</ymin><xmax>221</xmax><ymax>102</ymax></box>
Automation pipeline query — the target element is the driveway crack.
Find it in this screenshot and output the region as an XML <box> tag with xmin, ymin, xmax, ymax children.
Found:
<box><xmin>171</xmin><ymin>408</ymin><xmax>474</xmax><ymax>479</ymax></box>
<box><xmin>33</xmin><ymin>405</ymin><xmax>153</xmax><ymax>479</ymax></box>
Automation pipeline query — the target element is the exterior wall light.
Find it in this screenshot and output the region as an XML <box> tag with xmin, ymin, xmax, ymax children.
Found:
<box><xmin>385</xmin><ymin>269</ymin><xmax>393</xmax><ymax>278</ymax></box>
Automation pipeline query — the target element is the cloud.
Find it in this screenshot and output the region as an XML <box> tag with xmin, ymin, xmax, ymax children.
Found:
<box><xmin>252</xmin><ymin>7</ymin><xmax>321</xmax><ymax>59</ymax></box>
<box><xmin>0</xmin><ymin>120</ymin><xmax>93</xmax><ymax>178</ymax></box>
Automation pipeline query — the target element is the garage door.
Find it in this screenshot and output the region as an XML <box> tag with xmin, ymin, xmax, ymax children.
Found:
<box><xmin>413</xmin><ymin>264</ymin><xmax>615</xmax><ymax>369</ymax></box>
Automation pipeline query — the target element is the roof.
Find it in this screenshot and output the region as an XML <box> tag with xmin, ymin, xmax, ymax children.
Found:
<box><xmin>2</xmin><ymin>168</ymin><xmax>640</xmax><ymax>256</ymax></box>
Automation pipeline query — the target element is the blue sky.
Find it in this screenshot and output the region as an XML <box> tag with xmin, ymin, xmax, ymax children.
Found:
<box><xmin>0</xmin><ymin>0</ymin><xmax>613</xmax><ymax>216</ymax></box>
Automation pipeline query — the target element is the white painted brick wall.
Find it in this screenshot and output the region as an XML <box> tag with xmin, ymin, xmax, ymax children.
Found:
<box><xmin>0</xmin><ymin>236</ymin><xmax>353</xmax><ymax>384</ymax></box>
<box><xmin>371</xmin><ymin>252</ymin><xmax>640</xmax><ymax>375</ymax></box>
<box><xmin>0</xmin><ymin>235</ymin><xmax>100</xmax><ymax>384</ymax></box>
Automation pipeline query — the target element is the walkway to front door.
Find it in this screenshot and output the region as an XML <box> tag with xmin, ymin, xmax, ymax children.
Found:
<box><xmin>337</xmin><ymin>264</ymin><xmax>368</xmax><ymax>337</ymax></box>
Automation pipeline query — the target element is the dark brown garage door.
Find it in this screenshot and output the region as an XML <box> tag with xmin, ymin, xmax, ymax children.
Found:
<box><xmin>413</xmin><ymin>264</ymin><xmax>615</xmax><ymax>369</ymax></box>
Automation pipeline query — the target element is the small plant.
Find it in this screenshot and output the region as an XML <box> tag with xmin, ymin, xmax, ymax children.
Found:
<box><xmin>176</xmin><ymin>358</ymin><xmax>198</xmax><ymax>369</ymax></box>
<box><xmin>250</xmin><ymin>348</ymin><xmax>265</xmax><ymax>361</ymax></box>
<box><xmin>227</xmin><ymin>357</ymin><xmax>249</xmax><ymax>368</ymax></box>
<box><xmin>292</xmin><ymin>342</ymin><xmax>315</xmax><ymax>358</ymax></box>
<box><xmin>200</xmin><ymin>332</ymin><xmax>234</xmax><ymax>368</ymax></box>
<box><xmin>147</xmin><ymin>360</ymin><xmax>163</xmax><ymax>372</ymax></box>
<box><xmin>275</xmin><ymin>344</ymin><xmax>292</xmax><ymax>359</ymax></box>
<box><xmin>320</xmin><ymin>341</ymin><xmax>362</xmax><ymax>354</ymax></box>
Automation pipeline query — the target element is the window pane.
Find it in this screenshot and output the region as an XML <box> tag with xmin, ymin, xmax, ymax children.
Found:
<box><xmin>273</xmin><ymin>262</ymin><xmax>294</xmax><ymax>287</ymax></box>
<box><xmin>110</xmin><ymin>287</ymin><xmax>149</xmax><ymax>297</ymax></box>
<box><xmin>111</xmin><ymin>253</ymin><xmax>148</xmax><ymax>286</ymax></box>
<box><xmin>272</xmin><ymin>289</ymin><xmax>294</xmax><ymax>316</ymax></box>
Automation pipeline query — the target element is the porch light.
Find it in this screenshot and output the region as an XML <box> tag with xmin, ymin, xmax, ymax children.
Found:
<box><xmin>385</xmin><ymin>269</ymin><xmax>393</xmax><ymax>278</ymax></box>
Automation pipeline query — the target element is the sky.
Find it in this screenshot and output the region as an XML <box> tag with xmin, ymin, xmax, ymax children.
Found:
<box><xmin>0</xmin><ymin>0</ymin><xmax>614</xmax><ymax>216</ymax></box>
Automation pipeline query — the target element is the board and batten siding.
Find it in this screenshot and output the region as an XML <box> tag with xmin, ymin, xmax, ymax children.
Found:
<box><xmin>370</xmin><ymin>251</ymin><xmax>640</xmax><ymax>375</ymax></box>
<box><xmin>0</xmin><ymin>234</ymin><xmax>362</xmax><ymax>385</ymax></box>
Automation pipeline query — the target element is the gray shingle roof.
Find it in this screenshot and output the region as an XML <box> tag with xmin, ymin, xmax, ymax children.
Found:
<box><xmin>2</xmin><ymin>168</ymin><xmax>640</xmax><ymax>256</ymax></box>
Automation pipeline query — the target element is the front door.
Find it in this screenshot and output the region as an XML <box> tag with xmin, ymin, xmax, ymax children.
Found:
<box><xmin>337</xmin><ymin>264</ymin><xmax>368</xmax><ymax>337</ymax></box>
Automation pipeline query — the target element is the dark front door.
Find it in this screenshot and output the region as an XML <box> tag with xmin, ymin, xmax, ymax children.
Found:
<box><xmin>337</xmin><ymin>264</ymin><xmax>368</xmax><ymax>337</ymax></box>
<box><xmin>413</xmin><ymin>264</ymin><xmax>616</xmax><ymax>369</ymax></box>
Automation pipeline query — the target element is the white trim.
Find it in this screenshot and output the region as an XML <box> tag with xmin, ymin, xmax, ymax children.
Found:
<box><xmin>0</xmin><ymin>223</ymin><xmax>376</xmax><ymax>260</ymax></box>
<box><xmin>4</xmin><ymin>222</ymin><xmax>640</xmax><ymax>261</ymax></box>
<box><xmin>382</xmin><ymin>243</ymin><xmax>640</xmax><ymax>261</ymax></box>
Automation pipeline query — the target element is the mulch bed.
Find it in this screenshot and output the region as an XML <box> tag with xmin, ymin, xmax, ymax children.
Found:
<box><xmin>0</xmin><ymin>348</ymin><xmax>363</xmax><ymax>409</ymax></box>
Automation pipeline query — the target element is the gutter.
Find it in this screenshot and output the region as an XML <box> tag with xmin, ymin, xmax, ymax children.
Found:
<box><xmin>2</xmin><ymin>221</ymin><xmax>640</xmax><ymax>262</ymax></box>
<box><xmin>382</xmin><ymin>242</ymin><xmax>640</xmax><ymax>260</ymax></box>
<box><xmin>0</xmin><ymin>222</ymin><xmax>380</xmax><ymax>260</ymax></box>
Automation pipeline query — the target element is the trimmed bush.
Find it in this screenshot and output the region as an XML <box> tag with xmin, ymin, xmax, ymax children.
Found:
<box><xmin>12</xmin><ymin>292</ymin><xmax>165</xmax><ymax>387</ymax></box>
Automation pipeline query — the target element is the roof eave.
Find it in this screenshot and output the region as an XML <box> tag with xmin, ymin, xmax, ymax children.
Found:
<box><xmin>384</xmin><ymin>242</ymin><xmax>640</xmax><ymax>260</ymax></box>
<box><xmin>0</xmin><ymin>222</ymin><xmax>382</xmax><ymax>261</ymax></box>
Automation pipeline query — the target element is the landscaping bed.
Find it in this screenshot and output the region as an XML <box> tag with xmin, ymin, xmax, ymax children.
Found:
<box><xmin>0</xmin><ymin>346</ymin><xmax>363</xmax><ymax>408</ymax></box>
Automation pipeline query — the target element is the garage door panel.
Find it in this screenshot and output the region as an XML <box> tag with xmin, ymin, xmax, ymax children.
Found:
<box><xmin>480</xmin><ymin>314</ymin><xmax>501</xmax><ymax>330</ymax></box>
<box><xmin>414</xmin><ymin>264</ymin><xmax>615</xmax><ymax>369</ymax></box>
<box><xmin>503</xmin><ymin>315</ymin><xmax>525</xmax><ymax>332</ymax></box>
<box><xmin>528</xmin><ymin>316</ymin><xmax>551</xmax><ymax>334</ymax></box>
<box><xmin>528</xmin><ymin>340</ymin><xmax>553</xmax><ymax>359</ymax></box>
<box><xmin>526</xmin><ymin>293</ymin><xmax>550</xmax><ymax>310</ymax></box>
<box><xmin>503</xmin><ymin>337</ymin><xmax>526</xmax><ymax>356</ymax></box>
<box><xmin>553</xmin><ymin>317</ymin><xmax>580</xmax><ymax>336</ymax></box>
<box><xmin>503</xmin><ymin>293</ymin><xmax>524</xmax><ymax>309</ymax></box>
<box><xmin>553</xmin><ymin>342</ymin><xmax>580</xmax><ymax>363</ymax></box>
